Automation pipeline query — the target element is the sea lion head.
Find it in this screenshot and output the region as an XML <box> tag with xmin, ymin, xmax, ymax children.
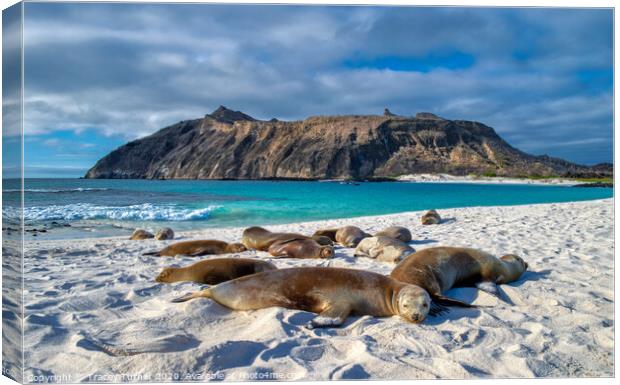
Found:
<box><xmin>501</xmin><ymin>254</ymin><xmax>529</xmax><ymax>272</ymax></box>
<box><xmin>396</xmin><ymin>285</ymin><xmax>431</xmax><ymax>323</ymax></box>
<box><xmin>319</xmin><ymin>246</ymin><xmax>334</xmax><ymax>259</ymax></box>
<box><xmin>155</xmin><ymin>267</ymin><xmax>178</xmax><ymax>283</ymax></box>
<box><xmin>226</xmin><ymin>243</ymin><xmax>248</xmax><ymax>253</ymax></box>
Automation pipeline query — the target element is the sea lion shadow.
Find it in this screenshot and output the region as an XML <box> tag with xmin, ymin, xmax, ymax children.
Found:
<box><xmin>423</xmin><ymin>287</ymin><xmax>483</xmax><ymax>324</ymax></box>
<box><xmin>424</xmin><ymin>306</ymin><xmax>481</xmax><ymax>325</ymax></box>
<box><xmin>509</xmin><ymin>269</ymin><xmax>552</xmax><ymax>287</ymax></box>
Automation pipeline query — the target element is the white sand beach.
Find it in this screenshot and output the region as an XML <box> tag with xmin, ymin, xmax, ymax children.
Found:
<box><xmin>20</xmin><ymin>199</ymin><xmax>613</xmax><ymax>381</ymax></box>
<box><xmin>396</xmin><ymin>173</ymin><xmax>581</xmax><ymax>185</ymax></box>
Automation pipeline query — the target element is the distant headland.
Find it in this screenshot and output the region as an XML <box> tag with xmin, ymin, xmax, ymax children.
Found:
<box><xmin>84</xmin><ymin>106</ymin><xmax>612</xmax><ymax>180</ymax></box>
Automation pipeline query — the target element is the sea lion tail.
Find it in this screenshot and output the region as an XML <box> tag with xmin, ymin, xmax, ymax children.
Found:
<box><xmin>171</xmin><ymin>288</ymin><xmax>212</xmax><ymax>303</ymax></box>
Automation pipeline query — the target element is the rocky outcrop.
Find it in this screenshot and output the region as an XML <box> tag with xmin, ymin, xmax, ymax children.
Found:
<box><xmin>85</xmin><ymin>107</ymin><xmax>611</xmax><ymax>180</ymax></box>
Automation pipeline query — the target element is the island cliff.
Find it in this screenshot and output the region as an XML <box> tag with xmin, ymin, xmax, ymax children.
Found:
<box><xmin>85</xmin><ymin>106</ymin><xmax>610</xmax><ymax>180</ymax></box>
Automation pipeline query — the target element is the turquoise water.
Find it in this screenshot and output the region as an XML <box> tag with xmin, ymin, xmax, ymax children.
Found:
<box><xmin>2</xmin><ymin>178</ymin><xmax>613</xmax><ymax>239</ymax></box>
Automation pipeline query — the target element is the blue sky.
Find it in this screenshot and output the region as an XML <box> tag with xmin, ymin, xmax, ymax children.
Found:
<box><xmin>2</xmin><ymin>3</ymin><xmax>614</xmax><ymax>177</ymax></box>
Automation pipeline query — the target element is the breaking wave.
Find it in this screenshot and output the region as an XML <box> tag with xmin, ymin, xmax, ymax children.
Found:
<box><xmin>18</xmin><ymin>203</ymin><xmax>221</xmax><ymax>222</ymax></box>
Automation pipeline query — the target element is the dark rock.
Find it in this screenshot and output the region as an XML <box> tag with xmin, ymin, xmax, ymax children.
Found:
<box><xmin>415</xmin><ymin>112</ymin><xmax>444</xmax><ymax>120</ymax></box>
<box><xmin>573</xmin><ymin>182</ymin><xmax>613</xmax><ymax>188</ymax></box>
<box><xmin>85</xmin><ymin>108</ymin><xmax>611</xmax><ymax>180</ymax></box>
<box><xmin>209</xmin><ymin>105</ymin><xmax>256</xmax><ymax>124</ymax></box>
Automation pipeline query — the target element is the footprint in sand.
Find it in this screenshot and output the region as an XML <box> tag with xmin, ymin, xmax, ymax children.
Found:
<box><xmin>76</xmin><ymin>331</ymin><xmax>201</xmax><ymax>356</ymax></box>
<box><xmin>330</xmin><ymin>364</ymin><xmax>371</xmax><ymax>379</ymax></box>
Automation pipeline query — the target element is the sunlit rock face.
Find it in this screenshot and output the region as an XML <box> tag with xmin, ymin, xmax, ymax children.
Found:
<box><xmin>85</xmin><ymin>107</ymin><xmax>608</xmax><ymax>180</ymax></box>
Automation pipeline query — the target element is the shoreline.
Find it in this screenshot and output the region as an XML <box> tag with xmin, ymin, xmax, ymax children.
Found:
<box><xmin>21</xmin><ymin>198</ymin><xmax>614</xmax><ymax>379</ymax></box>
<box><xmin>16</xmin><ymin>174</ymin><xmax>610</xmax><ymax>186</ymax></box>
<box><xmin>22</xmin><ymin>197</ymin><xmax>614</xmax><ymax>242</ymax></box>
<box><xmin>396</xmin><ymin>173</ymin><xmax>587</xmax><ymax>185</ymax></box>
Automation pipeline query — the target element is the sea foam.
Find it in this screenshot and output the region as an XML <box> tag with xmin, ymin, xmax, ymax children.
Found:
<box><xmin>19</xmin><ymin>203</ymin><xmax>220</xmax><ymax>222</ymax></box>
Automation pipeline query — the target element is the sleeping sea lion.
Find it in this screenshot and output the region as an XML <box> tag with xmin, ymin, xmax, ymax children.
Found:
<box><xmin>130</xmin><ymin>229</ymin><xmax>154</xmax><ymax>240</ymax></box>
<box><xmin>155</xmin><ymin>227</ymin><xmax>174</xmax><ymax>240</ymax></box>
<box><xmin>172</xmin><ymin>267</ymin><xmax>431</xmax><ymax>328</ymax></box>
<box><xmin>390</xmin><ymin>247</ymin><xmax>528</xmax><ymax>308</ymax></box>
<box><xmin>311</xmin><ymin>235</ymin><xmax>334</xmax><ymax>246</ymax></box>
<box><xmin>421</xmin><ymin>210</ymin><xmax>441</xmax><ymax>225</ymax></box>
<box><xmin>155</xmin><ymin>258</ymin><xmax>277</xmax><ymax>284</ymax></box>
<box><xmin>143</xmin><ymin>240</ymin><xmax>247</xmax><ymax>257</ymax></box>
<box><xmin>374</xmin><ymin>226</ymin><xmax>412</xmax><ymax>242</ymax></box>
<box><xmin>268</xmin><ymin>238</ymin><xmax>334</xmax><ymax>259</ymax></box>
<box><xmin>336</xmin><ymin>226</ymin><xmax>371</xmax><ymax>247</ymax></box>
<box><xmin>313</xmin><ymin>226</ymin><xmax>370</xmax><ymax>247</ymax></box>
<box><xmin>242</xmin><ymin>226</ymin><xmax>311</xmax><ymax>250</ymax></box>
<box><xmin>312</xmin><ymin>228</ymin><xmax>339</xmax><ymax>242</ymax></box>
<box><xmin>354</xmin><ymin>236</ymin><xmax>415</xmax><ymax>263</ymax></box>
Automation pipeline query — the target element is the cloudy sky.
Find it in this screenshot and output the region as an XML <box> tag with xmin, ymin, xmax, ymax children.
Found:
<box><xmin>6</xmin><ymin>3</ymin><xmax>615</xmax><ymax>177</ymax></box>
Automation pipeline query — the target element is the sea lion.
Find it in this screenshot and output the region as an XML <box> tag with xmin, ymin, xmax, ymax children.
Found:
<box><xmin>268</xmin><ymin>238</ymin><xmax>334</xmax><ymax>259</ymax></box>
<box><xmin>172</xmin><ymin>267</ymin><xmax>431</xmax><ymax>328</ymax></box>
<box><xmin>155</xmin><ymin>227</ymin><xmax>174</xmax><ymax>240</ymax></box>
<box><xmin>130</xmin><ymin>229</ymin><xmax>154</xmax><ymax>240</ymax></box>
<box><xmin>313</xmin><ymin>226</ymin><xmax>370</xmax><ymax>247</ymax></box>
<box><xmin>242</xmin><ymin>226</ymin><xmax>311</xmax><ymax>251</ymax></box>
<box><xmin>421</xmin><ymin>210</ymin><xmax>441</xmax><ymax>225</ymax></box>
<box><xmin>354</xmin><ymin>236</ymin><xmax>415</xmax><ymax>263</ymax></box>
<box><xmin>374</xmin><ymin>226</ymin><xmax>412</xmax><ymax>242</ymax></box>
<box><xmin>143</xmin><ymin>240</ymin><xmax>247</xmax><ymax>257</ymax></box>
<box><xmin>156</xmin><ymin>258</ymin><xmax>277</xmax><ymax>284</ymax></box>
<box><xmin>311</xmin><ymin>235</ymin><xmax>334</xmax><ymax>246</ymax></box>
<box><xmin>312</xmin><ymin>228</ymin><xmax>339</xmax><ymax>242</ymax></box>
<box><xmin>390</xmin><ymin>247</ymin><xmax>529</xmax><ymax>308</ymax></box>
<box><xmin>336</xmin><ymin>226</ymin><xmax>371</xmax><ymax>247</ymax></box>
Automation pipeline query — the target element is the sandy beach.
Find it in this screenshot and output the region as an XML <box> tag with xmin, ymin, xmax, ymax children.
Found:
<box><xmin>396</xmin><ymin>173</ymin><xmax>583</xmax><ymax>185</ymax></box>
<box><xmin>20</xmin><ymin>198</ymin><xmax>613</xmax><ymax>381</ymax></box>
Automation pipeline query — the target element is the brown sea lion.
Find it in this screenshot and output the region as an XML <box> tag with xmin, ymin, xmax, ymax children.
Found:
<box><xmin>336</xmin><ymin>226</ymin><xmax>371</xmax><ymax>247</ymax></box>
<box><xmin>313</xmin><ymin>226</ymin><xmax>370</xmax><ymax>247</ymax></box>
<box><xmin>156</xmin><ymin>258</ymin><xmax>277</xmax><ymax>284</ymax></box>
<box><xmin>143</xmin><ymin>240</ymin><xmax>247</xmax><ymax>257</ymax></box>
<box><xmin>354</xmin><ymin>236</ymin><xmax>415</xmax><ymax>263</ymax></box>
<box><xmin>268</xmin><ymin>238</ymin><xmax>334</xmax><ymax>259</ymax></box>
<box><xmin>130</xmin><ymin>229</ymin><xmax>154</xmax><ymax>240</ymax></box>
<box><xmin>374</xmin><ymin>226</ymin><xmax>412</xmax><ymax>242</ymax></box>
<box><xmin>155</xmin><ymin>227</ymin><xmax>174</xmax><ymax>240</ymax></box>
<box><xmin>390</xmin><ymin>247</ymin><xmax>528</xmax><ymax>308</ymax></box>
<box><xmin>242</xmin><ymin>226</ymin><xmax>311</xmax><ymax>251</ymax></box>
<box><xmin>421</xmin><ymin>210</ymin><xmax>441</xmax><ymax>225</ymax></box>
<box><xmin>172</xmin><ymin>267</ymin><xmax>431</xmax><ymax>328</ymax></box>
<box><xmin>311</xmin><ymin>235</ymin><xmax>334</xmax><ymax>246</ymax></box>
<box><xmin>312</xmin><ymin>228</ymin><xmax>339</xmax><ymax>242</ymax></box>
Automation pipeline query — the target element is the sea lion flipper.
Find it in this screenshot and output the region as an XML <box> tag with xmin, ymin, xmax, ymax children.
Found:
<box><xmin>434</xmin><ymin>295</ymin><xmax>476</xmax><ymax>308</ymax></box>
<box><xmin>429</xmin><ymin>302</ymin><xmax>449</xmax><ymax>317</ymax></box>
<box><xmin>306</xmin><ymin>304</ymin><xmax>351</xmax><ymax>329</ymax></box>
<box><xmin>475</xmin><ymin>281</ymin><xmax>499</xmax><ymax>296</ymax></box>
<box><xmin>171</xmin><ymin>288</ymin><xmax>211</xmax><ymax>303</ymax></box>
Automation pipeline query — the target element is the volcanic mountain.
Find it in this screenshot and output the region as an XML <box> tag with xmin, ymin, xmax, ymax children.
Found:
<box><xmin>84</xmin><ymin>106</ymin><xmax>609</xmax><ymax>180</ymax></box>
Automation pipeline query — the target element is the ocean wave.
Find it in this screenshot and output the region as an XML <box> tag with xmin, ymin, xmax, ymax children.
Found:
<box><xmin>3</xmin><ymin>188</ymin><xmax>112</xmax><ymax>193</ymax></box>
<box><xmin>15</xmin><ymin>203</ymin><xmax>221</xmax><ymax>222</ymax></box>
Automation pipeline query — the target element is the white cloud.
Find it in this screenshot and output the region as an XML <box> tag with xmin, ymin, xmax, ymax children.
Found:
<box><xmin>17</xmin><ymin>3</ymin><xmax>613</xmax><ymax>165</ymax></box>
